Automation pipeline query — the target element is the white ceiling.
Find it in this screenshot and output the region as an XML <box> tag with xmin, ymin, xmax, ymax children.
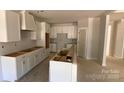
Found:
<box><xmin>30</xmin><ymin>10</ymin><xmax>107</xmax><ymax>23</ymax></box>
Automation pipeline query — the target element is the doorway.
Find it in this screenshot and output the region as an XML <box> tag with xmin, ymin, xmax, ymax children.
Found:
<box><xmin>77</xmin><ymin>28</ymin><xmax>87</xmax><ymax>58</ymax></box>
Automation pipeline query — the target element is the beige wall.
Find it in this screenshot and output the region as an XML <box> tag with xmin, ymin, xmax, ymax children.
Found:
<box><xmin>109</xmin><ymin>21</ymin><xmax>118</xmax><ymax>56</ymax></box>
<box><xmin>78</xmin><ymin>19</ymin><xmax>88</xmax><ymax>27</ymax></box>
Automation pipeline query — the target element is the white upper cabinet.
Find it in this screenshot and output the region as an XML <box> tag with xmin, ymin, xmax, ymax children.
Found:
<box><xmin>36</xmin><ymin>22</ymin><xmax>50</xmax><ymax>48</ymax></box>
<box><xmin>0</xmin><ymin>10</ymin><xmax>21</xmax><ymax>42</ymax></box>
<box><xmin>20</xmin><ymin>11</ymin><xmax>36</xmax><ymax>31</ymax></box>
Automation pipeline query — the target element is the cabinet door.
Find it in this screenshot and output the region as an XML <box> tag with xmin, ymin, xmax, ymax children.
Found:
<box><xmin>36</xmin><ymin>21</ymin><xmax>42</xmax><ymax>39</ymax></box>
<box><xmin>50</xmin><ymin>44</ymin><xmax>57</xmax><ymax>52</ymax></box>
<box><xmin>16</xmin><ymin>57</ymin><xmax>24</xmax><ymax>79</ymax></box>
<box><xmin>29</xmin><ymin>53</ymin><xmax>35</xmax><ymax>69</ymax></box>
<box><xmin>40</xmin><ymin>49</ymin><xmax>44</xmax><ymax>62</ymax></box>
<box><xmin>0</xmin><ymin>11</ymin><xmax>20</xmax><ymax>42</ymax></box>
<box><xmin>50</xmin><ymin>62</ymin><xmax>72</xmax><ymax>82</ymax></box>
<box><xmin>22</xmin><ymin>58</ymin><xmax>29</xmax><ymax>75</ymax></box>
<box><xmin>34</xmin><ymin>53</ymin><xmax>39</xmax><ymax>66</ymax></box>
<box><xmin>37</xmin><ymin>50</ymin><xmax>42</xmax><ymax>63</ymax></box>
<box><xmin>6</xmin><ymin>11</ymin><xmax>20</xmax><ymax>42</ymax></box>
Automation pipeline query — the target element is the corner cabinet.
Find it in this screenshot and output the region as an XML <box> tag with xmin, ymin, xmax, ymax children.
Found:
<box><xmin>0</xmin><ymin>10</ymin><xmax>21</xmax><ymax>42</ymax></box>
<box><xmin>20</xmin><ymin>11</ymin><xmax>36</xmax><ymax>31</ymax></box>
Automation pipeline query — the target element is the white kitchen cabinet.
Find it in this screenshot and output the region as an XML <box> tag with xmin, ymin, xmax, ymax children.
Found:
<box><xmin>1</xmin><ymin>47</ymin><xmax>45</xmax><ymax>81</ymax></box>
<box><xmin>40</xmin><ymin>48</ymin><xmax>45</xmax><ymax>62</ymax></box>
<box><xmin>50</xmin><ymin>44</ymin><xmax>56</xmax><ymax>52</ymax></box>
<box><xmin>16</xmin><ymin>56</ymin><xmax>25</xmax><ymax>79</ymax></box>
<box><xmin>20</xmin><ymin>11</ymin><xmax>36</xmax><ymax>31</ymax></box>
<box><xmin>1</xmin><ymin>57</ymin><xmax>18</xmax><ymax>81</ymax></box>
<box><xmin>36</xmin><ymin>22</ymin><xmax>50</xmax><ymax>47</ymax></box>
<box><xmin>1</xmin><ymin>54</ymin><xmax>28</xmax><ymax>81</ymax></box>
<box><xmin>35</xmin><ymin>21</ymin><xmax>42</xmax><ymax>40</ymax></box>
<box><xmin>36</xmin><ymin>22</ymin><xmax>50</xmax><ymax>58</ymax></box>
<box><xmin>53</xmin><ymin>27</ymin><xmax>57</xmax><ymax>38</ymax></box>
<box><xmin>28</xmin><ymin>53</ymin><xmax>35</xmax><ymax>69</ymax></box>
<box><xmin>41</xmin><ymin>48</ymin><xmax>48</xmax><ymax>60</ymax></box>
<box><xmin>67</xmin><ymin>44</ymin><xmax>72</xmax><ymax>49</ymax></box>
<box><xmin>38</xmin><ymin>49</ymin><xmax>44</xmax><ymax>63</ymax></box>
<box><xmin>49</xmin><ymin>46</ymin><xmax>77</xmax><ymax>82</ymax></box>
<box><xmin>0</xmin><ymin>10</ymin><xmax>21</xmax><ymax>42</ymax></box>
<box><xmin>34</xmin><ymin>51</ymin><xmax>40</xmax><ymax>66</ymax></box>
<box><xmin>22</xmin><ymin>56</ymin><xmax>29</xmax><ymax>75</ymax></box>
<box><xmin>49</xmin><ymin>61</ymin><xmax>72</xmax><ymax>82</ymax></box>
<box><xmin>67</xmin><ymin>26</ymin><xmax>75</xmax><ymax>39</ymax></box>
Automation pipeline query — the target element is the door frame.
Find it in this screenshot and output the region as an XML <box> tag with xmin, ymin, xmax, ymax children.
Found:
<box><xmin>122</xmin><ymin>37</ymin><xmax>124</xmax><ymax>58</ymax></box>
<box><xmin>77</xmin><ymin>27</ymin><xmax>88</xmax><ymax>58</ymax></box>
<box><xmin>102</xmin><ymin>15</ymin><xmax>110</xmax><ymax>66</ymax></box>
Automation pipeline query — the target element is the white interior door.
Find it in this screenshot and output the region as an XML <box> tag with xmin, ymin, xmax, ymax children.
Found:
<box><xmin>77</xmin><ymin>28</ymin><xmax>87</xmax><ymax>58</ymax></box>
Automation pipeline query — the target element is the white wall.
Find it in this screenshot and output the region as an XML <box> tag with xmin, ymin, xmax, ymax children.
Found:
<box><xmin>78</xmin><ymin>18</ymin><xmax>100</xmax><ymax>60</ymax></box>
<box><xmin>78</xmin><ymin>19</ymin><xmax>88</xmax><ymax>27</ymax></box>
<box><xmin>114</xmin><ymin>20</ymin><xmax>124</xmax><ymax>58</ymax></box>
<box><xmin>85</xmin><ymin>18</ymin><xmax>100</xmax><ymax>59</ymax></box>
<box><xmin>109</xmin><ymin>21</ymin><xmax>118</xmax><ymax>56</ymax></box>
<box><xmin>88</xmin><ymin>18</ymin><xmax>100</xmax><ymax>59</ymax></box>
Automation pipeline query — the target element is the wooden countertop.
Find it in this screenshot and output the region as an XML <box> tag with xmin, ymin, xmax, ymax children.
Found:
<box><xmin>51</xmin><ymin>46</ymin><xmax>74</xmax><ymax>63</ymax></box>
<box><xmin>4</xmin><ymin>46</ymin><xmax>44</xmax><ymax>57</ymax></box>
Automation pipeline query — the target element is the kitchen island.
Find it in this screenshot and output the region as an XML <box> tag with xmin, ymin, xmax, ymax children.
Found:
<box><xmin>49</xmin><ymin>45</ymin><xmax>77</xmax><ymax>82</ymax></box>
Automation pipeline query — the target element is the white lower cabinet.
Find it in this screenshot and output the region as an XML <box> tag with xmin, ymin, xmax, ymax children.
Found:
<box><xmin>34</xmin><ymin>52</ymin><xmax>39</xmax><ymax>66</ymax></box>
<box><xmin>50</xmin><ymin>44</ymin><xmax>56</xmax><ymax>52</ymax></box>
<box><xmin>49</xmin><ymin>61</ymin><xmax>72</xmax><ymax>82</ymax></box>
<box><xmin>1</xmin><ymin>48</ymin><xmax>48</xmax><ymax>81</ymax></box>
<box><xmin>16</xmin><ymin>56</ymin><xmax>25</xmax><ymax>79</ymax></box>
<box><xmin>22</xmin><ymin>57</ymin><xmax>29</xmax><ymax>75</ymax></box>
<box><xmin>29</xmin><ymin>52</ymin><xmax>35</xmax><ymax>69</ymax></box>
<box><xmin>1</xmin><ymin>54</ymin><xmax>28</xmax><ymax>81</ymax></box>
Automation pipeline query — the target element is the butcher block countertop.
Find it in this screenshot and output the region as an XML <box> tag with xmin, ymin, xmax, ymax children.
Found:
<box><xmin>4</xmin><ymin>46</ymin><xmax>44</xmax><ymax>57</ymax></box>
<box><xmin>51</xmin><ymin>46</ymin><xmax>75</xmax><ymax>63</ymax></box>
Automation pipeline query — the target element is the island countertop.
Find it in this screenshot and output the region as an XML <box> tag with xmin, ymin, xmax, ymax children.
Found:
<box><xmin>50</xmin><ymin>46</ymin><xmax>75</xmax><ymax>63</ymax></box>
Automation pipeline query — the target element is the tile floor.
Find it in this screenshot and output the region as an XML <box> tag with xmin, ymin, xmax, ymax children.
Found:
<box><xmin>18</xmin><ymin>54</ymin><xmax>124</xmax><ymax>82</ymax></box>
<box><xmin>77</xmin><ymin>57</ymin><xmax>124</xmax><ymax>82</ymax></box>
<box><xmin>18</xmin><ymin>53</ymin><xmax>55</xmax><ymax>82</ymax></box>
